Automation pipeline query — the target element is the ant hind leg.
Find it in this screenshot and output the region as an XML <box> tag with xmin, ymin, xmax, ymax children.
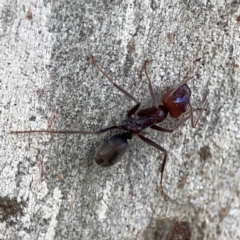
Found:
<box><xmin>10</xmin><ymin>125</ymin><xmax>120</xmax><ymax>135</ymax></box>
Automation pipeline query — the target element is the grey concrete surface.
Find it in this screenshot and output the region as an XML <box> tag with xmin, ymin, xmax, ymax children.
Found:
<box><xmin>0</xmin><ymin>0</ymin><xmax>240</xmax><ymax>239</ymax></box>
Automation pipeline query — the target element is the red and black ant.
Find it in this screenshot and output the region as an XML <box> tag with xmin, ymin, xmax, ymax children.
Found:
<box><xmin>11</xmin><ymin>57</ymin><xmax>208</xmax><ymax>193</ymax></box>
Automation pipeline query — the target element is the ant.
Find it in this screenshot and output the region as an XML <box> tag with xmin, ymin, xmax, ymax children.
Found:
<box><xmin>11</xmin><ymin>57</ymin><xmax>208</xmax><ymax>193</ymax></box>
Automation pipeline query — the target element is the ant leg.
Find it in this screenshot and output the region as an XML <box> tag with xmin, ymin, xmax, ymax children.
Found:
<box><xmin>188</xmin><ymin>98</ymin><xmax>208</xmax><ymax>128</ymax></box>
<box><xmin>143</xmin><ymin>60</ymin><xmax>158</xmax><ymax>109</ymax></box>
<box><xmin>10</xmin><ymin>125</ymin><xmax>119</xmax><ymax>135</ymax></box>
<box><xmin>138</xmin><ymin>134</ymin><xmax>168</xmax><ymax>194</ymax></box>
<box><xmin>167</xmin><ymin>76</ymin><xmax>194</xmax><ymax>98</ymax></box>
<box><xmin>91</xmin><ymin>56</ymin><xmax>139</xmax><ymax>104</ymax></box>
<box><xmin>150</xmin><ymin>125</ymin><xmax>179</xmax><ymax>133</ymax></box>
<box><xmin>137</xmin><ymin>106</ymin><xmax>160</xmax><ymax>116</ymax></box>
<box><xmin>151</xmin><ymin>97</ymin><xmax>207</xmax><ymax>131</ymax></box>
<box><xmin>127</xmin><ymin>103</ymin><xmax>141</xmax><ymax>118</ymax></box>
<box><xmin>168</xmin><ymin>54</ymin><xmax>196</xmax><ymax>97</ymax></box>
<box><xmin>150</xmin><ymin>115</ymin><xmax>190</xmax><ymax>133</ymax></box>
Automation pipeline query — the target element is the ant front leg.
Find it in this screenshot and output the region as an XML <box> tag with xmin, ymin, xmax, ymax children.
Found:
<box><xmin>150</xmin><ymin>115</ymin><xmax>190</xmax><ymax>133</ymax></box>
<box><xmin>162</xmin><ymin>75</ymin><xmax>208</xmax><ymax>127</ymax></box>
<box><xmin>137</xmin><ymin>134</ymin><xmax>168</xmax><ymax>195</ymax></box>
<box><xmin>149</xmin><ymin>106</ymin><xmax>208</xmax><ymax>133</ymax></box>
<box><xmin>187</xmin><ymin>98</ymin><xmax>208</xmax><ymax>128</ymax></box>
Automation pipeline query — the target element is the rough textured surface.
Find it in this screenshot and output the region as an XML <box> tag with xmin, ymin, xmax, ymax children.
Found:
<box><xmin>1</xmin><ymin>0</ymin><xmax>240</xmax><ymax>239</ymax></box>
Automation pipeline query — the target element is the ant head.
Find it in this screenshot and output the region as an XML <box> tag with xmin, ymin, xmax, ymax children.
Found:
<box><xmin>162</xmin><ymin>84</ymin><xmax>191</xmax><ymax>118</ymax></box>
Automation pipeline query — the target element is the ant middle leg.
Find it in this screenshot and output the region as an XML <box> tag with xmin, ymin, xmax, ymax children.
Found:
<box><xmin>127</xmin><ymin>103</ymin><xmax>141</xmax><ymax>118</ymax></box>
<box><xmin>128</xmin><ymin>59</ymin><xmax>169</xmax><ymax>118</ymax></box>
<box><xmin>137</xmin><ymin>134</ymin><xmax>168</xmax><ymax>195</ymax></box>
<box><xmin>91</xmin><ymin>56</ymin><xmax>140</xmax><ymax>104</ymax></box>
<box><xmin>91</xmin><ymin>56</ymin><xmax>141</xmax><ymax>119</ymax></box>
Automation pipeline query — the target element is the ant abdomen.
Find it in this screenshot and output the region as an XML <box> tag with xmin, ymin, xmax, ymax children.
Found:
<box><xmin>94</xmin><ymin>133</ymin><xmax>132</xmax><ymax>167</ymax></box>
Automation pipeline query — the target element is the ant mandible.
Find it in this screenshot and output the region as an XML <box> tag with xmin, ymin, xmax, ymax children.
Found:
<box><xmin>11</xmin><ymin>56</ymin><xmax>208</xmax><ymax>193</ymax></box>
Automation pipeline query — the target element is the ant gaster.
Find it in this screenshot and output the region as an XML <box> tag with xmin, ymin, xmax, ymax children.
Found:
<box><xmin>11</xmin><ymin>57</ymin><xmax>208</xmax><ymax>193</ymax></box>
